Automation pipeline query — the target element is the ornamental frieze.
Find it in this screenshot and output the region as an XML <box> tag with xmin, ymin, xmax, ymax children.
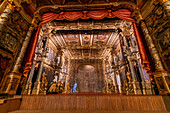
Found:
<box><xmin>157</xmin><ymin>27</ymin><xmax>169</xmax><ymax>51</ymax></box>
<box><xmin>6</xmin><ymin>11</ymin><xmax>29</xmax><ymax>38</ymax></box>
<box><xmin>0</xmin><ymin>33</ymin><xmax>18</xmax><ymax>53</ymax></box>
<box><xmin>145</xmin><ymin>4</ymin><xmax>168</xmax><ymax>34</ymax></box>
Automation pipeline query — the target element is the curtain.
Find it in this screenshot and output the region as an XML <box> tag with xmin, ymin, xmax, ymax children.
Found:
<box><xmin>24</xmin><ymin>9</ymin><xmax>150</xmax><ymax>75</ymax></box>
<box><xmin>23</xmin><ymin>27</ymin><xmax>41</xmax><ymax>76</ymax></box>
<box><xmin>38</xmin><ymin>9</ymin><xmax>135</xmax><ymax>24</ymax></box>
<box><xmin>132</xmin><ymin>23</ymin><xmax>150</xmax><ymax>73</ymax></box>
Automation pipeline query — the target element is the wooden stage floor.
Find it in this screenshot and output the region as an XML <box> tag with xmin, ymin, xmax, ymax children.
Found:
<box><xmin>8</xmin><ymin>110</ymin><xmax>170</xmax><ymax>113</ymax></box>
<box><xmin>18</xmin><ymin>93</ymin><xmax>168</xmax><ymax>111</ymax></box>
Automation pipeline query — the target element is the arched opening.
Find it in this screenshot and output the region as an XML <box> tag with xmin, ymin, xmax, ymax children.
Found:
<box><xmin>22</xmin><ymin>9</ymin><xmax>153</xmax><ymax>95</ymax></box>
<box><xmin>77</xmin><ymin>65</ymin><xmax>96</xmax><ymax>92</ymax></box>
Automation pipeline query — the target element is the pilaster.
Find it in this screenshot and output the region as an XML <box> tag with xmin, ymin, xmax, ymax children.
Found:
<box><xmin>127</xmin><ymin>57</ymin><xmax>142</xmax><ymax>94</ymax></box>
<box><xmin>32</xmin><ymin>37</ymin><xmax>49</xmax><ymax>95</ymax></box>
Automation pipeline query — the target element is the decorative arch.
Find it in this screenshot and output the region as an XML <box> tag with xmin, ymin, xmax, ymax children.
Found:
<box><xmin>36</xmin><ymin>1</ymin><xmax>137</xmax><ymax>16</ymax></box>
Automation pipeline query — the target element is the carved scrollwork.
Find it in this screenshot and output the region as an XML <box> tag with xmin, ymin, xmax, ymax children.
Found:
<box><xmin>105</xmin><ymin>0</ymin><xmax>118</xmax><ymax>2</ymax></box>
<box><xmin>145</xmin><ymin>5</ymin><xmax>167</xmax><ymax>34</ymax></box>
<box><xmin>7</xmin><ymin>12</ymin><xmax>29</xmax><ymax>38</ymax></box>
<box><xmin>0</xmin><ymin>33</ymin><xmax>18</xmax><ymax>53</ymax></box>
<box><xmin>50</xmin><ymin>0</ymin><xmax>65</xmax><ymax>5</ymax></box>
<box><xmin>78</xmin><ymin>0</ymin><xmax>93</xmax><ymax>4</ymax></box>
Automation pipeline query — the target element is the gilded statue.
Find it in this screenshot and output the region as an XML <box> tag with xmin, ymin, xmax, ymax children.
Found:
<box><xmin>123</xmin><ymin>72</ymin><xmax>134</xmax><ymax>95</ymax></box>
<box><xmin>40</xmin><ymin>73</ymin><xmax>48</xmax><ymax>93</ymax></box>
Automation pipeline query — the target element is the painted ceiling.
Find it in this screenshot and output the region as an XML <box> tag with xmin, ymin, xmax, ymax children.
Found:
<box><xmin>42</xmin><ymin>19</ymin><xmax>133</xmax><ymax>59</ymax></box>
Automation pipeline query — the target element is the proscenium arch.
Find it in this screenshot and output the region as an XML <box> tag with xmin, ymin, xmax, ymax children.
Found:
<box><xmin>24</xmin><ymin>6</ymin><xmax>150</xmax><ymax>84</ymax></box>
<box><xmin>36</xmin><ymin>1</ymin><xmax>138</xmax><ymax>16</ymax></box>
<box><xmin>24</xmin><ymin>8</ymin><xmax>136</xmax><ymax>76</ymax></box>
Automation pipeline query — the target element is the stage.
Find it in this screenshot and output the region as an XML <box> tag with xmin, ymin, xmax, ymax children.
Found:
<box><xmin>19</xmin><ymin>93</ymin><xmax>167</xmax><ymax>111</ymax></box>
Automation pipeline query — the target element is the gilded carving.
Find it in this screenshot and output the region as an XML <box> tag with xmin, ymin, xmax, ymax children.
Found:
<box><xmin>155</xmin><ymin>77</ymin><xmax>167</xmax><ymax>90</ymax></box>
<box><xmin>157</xmin><ymin>28</ymin><xmax>169</xmax><ymax>51</ymax></box>
<box><xmin>40</xmin><ymin>73</ymin><xmax>48</xmax><ymax>94</ymax></box>
<box><xmin>50</xmin><ymin>0</ymin><xmax>65</xmax><ymax>5</ymax></box>
<box><xmin>78</xmin><ymin>0</ymin><xmax>92</xmax><ymax>4</ymax></box>
<box><xmin>6</xmin><ymin>11</ymin><xmax>29</xmax><ymax>38</ymax></box>
<box><xmin>165</xmin><ymin>76</ymin><xmax>170</xmax><ymax>89</ymax></box>
<box><xmin>0</xmin><ymin>33</ymin><xmax>17</xmax><ymax>52</ymax></box>
<box><xmin>2</xmin><ymin>77</ymin><xmax>10</xmax><ymax>91</ymax></box>
<box><xmin>146</xmin><ymin>4</ymin><xmax>170</xmax><ymax>69</ymax></box>
<box><xmin>145</xmin><ymin>4</ymin><xmax>168</xmax><ymax>34</ymax></box>
<box><xmin>10</xmin><ymin>78</ymin><xmax>19</xmax><ymax>90</ymax></box>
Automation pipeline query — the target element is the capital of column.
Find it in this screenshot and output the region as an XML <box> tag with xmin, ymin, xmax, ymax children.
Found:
<box><xmin>29</xmin><ymin>12</ymin><xmax>42</xmax><ymax>29</ymax></box>
<box><xmin>58</xmin><ymin>49</ymin><xmax>64</xmax><ymax>56</ymax></box>
<box><xmin>127</xmin><ymin>56</ymin><xmax>131</xmax><ymax>61</ymax></box>
<box><xmin>28</xmin><ymin>26</ymin><xmax>35</xmax><ymax>31</ymax></box>
<box><xmin>119</xmin><ymin>32</ymin><xmax>124</xmax><ymax>37</ymax></box>
<box><xmin>131</xmin><ymin>9</ymin><xmax>143</xmax><ymax>24</ymax></box>
<box><xmin>6</xmin><ymin>0</ymin><xmax>17</xmax><ymax>12</ymax></box>
<box><xmin>140</xmin><ymin>21</ymin><xmax>146</xmax><ymax>27</ymax></box>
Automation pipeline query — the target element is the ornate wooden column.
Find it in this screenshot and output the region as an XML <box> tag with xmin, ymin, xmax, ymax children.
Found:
<box><xmin>161</xmin><ymin>0</ymin><xmax>170</xmax><ymax>16</ymax></box>
<box><xmin>1</xmin><ymin>21</ymin><xmax>38</xmax><ymax>94</ymax></box>
<box><xmin>132</xmin><ymin>7</ymin><xmax>170</xmax><ymax>94</ymax></box>
<box><xmin>23</xmin><ymin>55</ymin><xmax>37</xmax><ymax>95</ymax></box>
<box><xmin>32</xmin><ymin>37</ymin><xmax>49</xmax><ymax>95</ymax></box>
<box><xmin>0</xmin><ymin>0</ymin><xmax>15</xmax><ymax>34</ymax></box>
<box><xmin>56</xmin><ymin>49</ymin><xmax>64</xmax><ymax>81</ymax></box>
<box><xmin>140</xmin><ymin>21</ymin><xmax>170</xmax><ymax>93</ymax></box>
<box><xmin>140</xmin><ymin>21</ymin><xmax>164</xmax><ymax>71</ymax></box>
<box><xmin>23</xmin><ymin>33</ymin><xmax>44</xmax><ymax>95</ymax></box>
<box><xmin>64</xmin><ymin>58</ymin><xmax>70</xmax><ymax>93</ymax></box>
<box><xmin>110</xmin><ymin>49</ymin><xmax>119</xmax><ymax>93</ymax></box>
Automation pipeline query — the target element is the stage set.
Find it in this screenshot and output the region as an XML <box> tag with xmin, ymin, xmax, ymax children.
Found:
<box><xmin>18</xmin><ymin>9</ymin><xmax>169</xmax><ymax>112</ymax></box>
<box><xmin>17</xmin><ymin>9</ymin><xmax>155</xmax><ymax>95</ymax></box>
<box><xmin>0</xmin><ymin>0</ymin><xmax>170</xmax><ymax>112</ymax></box>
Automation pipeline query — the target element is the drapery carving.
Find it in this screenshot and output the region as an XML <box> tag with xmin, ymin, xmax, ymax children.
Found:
<box><xmin>24</xmin><ymin>9</ymin><xmax>151</xmax><ymax>76</ymax></box>
<box><xmin>132</xmin><ymin>23</ymin><xmax>151</xmax><ymax>73</ymax></box>
<box><xmin>41</xmin><ymin>9</ymin><xmax>135</xmax><ymax>24</ymax></box>
<box><xmin>23</xmin><ymin>27</ymin><xmax>41</xmax><ymax>76</ymax></box>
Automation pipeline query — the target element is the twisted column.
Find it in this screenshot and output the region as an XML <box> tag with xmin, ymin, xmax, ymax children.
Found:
<box><xmin>140</xmin><ymin>21</ymin><xmax>164</xmax><ymax>71</ymax></box>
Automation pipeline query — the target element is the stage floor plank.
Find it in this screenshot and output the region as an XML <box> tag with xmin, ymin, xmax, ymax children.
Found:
<box><xmin>20</xmin><ymin>95</ymin><xmax>167</xmax><ymax>111</ymax></box>
<box><xmin>8</xmin><ymin>110</ymin><xmax>170</xmax><ymax>113</ymax></box>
